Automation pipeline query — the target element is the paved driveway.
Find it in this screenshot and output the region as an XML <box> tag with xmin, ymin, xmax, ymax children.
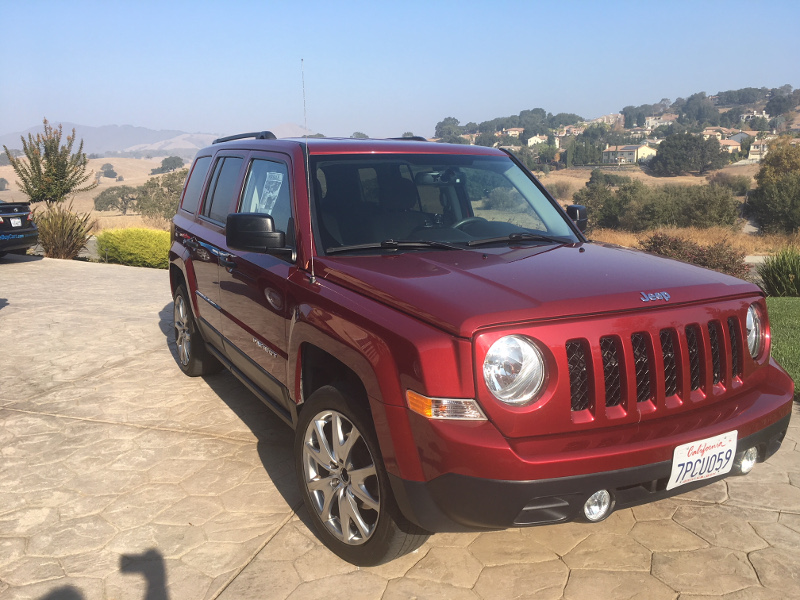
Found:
<box><xmin>1</xmin><ymin>255</ymin><xmax>799</xmax><ymax>600</ymax></box>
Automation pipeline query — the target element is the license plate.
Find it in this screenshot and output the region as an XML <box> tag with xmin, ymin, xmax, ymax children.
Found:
<box><xmin>10</xmin><ymin>217</ymin><xmax>22</xmax><ymax>227</ymax></box>
<box><xmin>666</xmin><ymin>430</ymin><xmax>737</xmax><ymax>490</ymax></box>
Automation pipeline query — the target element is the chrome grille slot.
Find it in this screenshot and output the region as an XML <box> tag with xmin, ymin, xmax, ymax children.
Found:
<box><xmin>685</xmin><ymin>325</ymin><xmax>702</xmax><ymax>391</ymax></box>
<box><xmin>600</xmin><ymin>336</ymin><xmax>622</xmax><ymax>407</ymax></box>
<box><xmin>709</xmin><ymin>321</ymin><xmax>722</xmax><ymax>385</ymax></box>
<box><xmin>631</xmin><ymin>333</ymin><xmax>652</xmax><ymax>403</ymax></box>
<box><xmin>566</xmin><ymin>340</ymin><xmax>590</xmax><ymax>412</ymax></box>
<box><xmin>728</xmin><ymin>317</ymin><xmax>741</xmax><ymax>378</ymax></box>
<box><xmin>660</xmin><ymin>329</ymin><xmax>678</xmax><ymax>397</ymax></box>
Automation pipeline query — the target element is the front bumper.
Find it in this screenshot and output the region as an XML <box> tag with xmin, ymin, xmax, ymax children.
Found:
<box><xmin>390</xmin><ymin>413</ymin><xmax>790</xmax><ymax>532</ymax></box>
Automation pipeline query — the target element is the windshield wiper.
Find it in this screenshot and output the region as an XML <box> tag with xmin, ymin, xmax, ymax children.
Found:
<box><xmin>326</xmin><ymin>239</ymin><xmax>464</xmax><ymax>254</ymax></box>
<box><xmin>466</xmin><ymin>232</ymin><xmax>570</xmax><ymax>247</ymax></box>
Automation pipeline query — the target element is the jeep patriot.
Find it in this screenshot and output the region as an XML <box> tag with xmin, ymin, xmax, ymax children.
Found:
<box><xmin>169</xmin><ymin>132</ymin><xmax>794</xmax><ymax>565</ymax></box>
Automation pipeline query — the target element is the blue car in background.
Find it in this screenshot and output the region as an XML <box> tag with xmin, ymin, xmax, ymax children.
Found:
<box><xmin>0</xmin><ymin>201</ymin><xmax>38</xmax><ymax>257</ymax></box>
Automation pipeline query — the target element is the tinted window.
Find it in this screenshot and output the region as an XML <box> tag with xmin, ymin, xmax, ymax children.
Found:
<box><xmin>203</xmin><ymin>157</ymin><xmax>243</xmax><ymax>223</ymax></box>
<box><xmin>239</xmin><ymin>159</ymin><xmax>292</xmax><ymax>234</ymax></box>
<box><xmin>181</xmin><ymin>156</ymin><xmax>211</xmax><ymax>214</ymax></box>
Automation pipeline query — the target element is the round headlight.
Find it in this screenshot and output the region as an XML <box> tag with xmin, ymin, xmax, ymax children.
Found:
<box><xmin>483</xmin><ymin>335</ymin><xmax>546</xmax><ymax>405</ymax></box>
<box><xmin>746</xmin><ymin>304</ymin><xmax>763</xmax><ymax>358</ymax></box>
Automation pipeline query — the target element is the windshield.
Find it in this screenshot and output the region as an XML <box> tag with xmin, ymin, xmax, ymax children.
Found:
<box><xmin>311</xmin><ymin>153</ymin><xmax>579</xmax><ymax>253</ymax></box>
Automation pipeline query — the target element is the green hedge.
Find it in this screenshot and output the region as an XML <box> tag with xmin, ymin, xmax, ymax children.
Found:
<box><xmin>766</xmin><ymin>297</ymin><xmax>800</xmax><ymax>387</ymax></box>
<box><xmin>96</xmin><ymin>228</ymin><xmax>170</xmax><ymax>269</ymax></box>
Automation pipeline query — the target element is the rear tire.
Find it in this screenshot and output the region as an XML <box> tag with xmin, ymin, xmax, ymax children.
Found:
<box><xmin>295</xmin><ymin>385</ymin><xmax>429</xmax><ymax>565</ymax></box>
<box><xmin>173</xmin><ymin>284</ymin><xmax>222</xmax><ymax>376</ymax></box>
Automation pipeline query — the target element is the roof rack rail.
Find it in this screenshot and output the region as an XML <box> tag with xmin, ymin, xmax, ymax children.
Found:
<box><xmin>387</xmin><ymin>136</ymin><xmax>428</xmax><ymax>142</ymax></box>
<box><xmin>213</xmin><ymin>131</ymin><xmax>277</xmax><ymax>144</ymax></box>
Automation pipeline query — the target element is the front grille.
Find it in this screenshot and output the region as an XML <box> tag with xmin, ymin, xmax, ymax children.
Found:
<box><xmin>569</xmin><ymin>313</ymin><xmax>745</xmax><ymax>414</ymax></box>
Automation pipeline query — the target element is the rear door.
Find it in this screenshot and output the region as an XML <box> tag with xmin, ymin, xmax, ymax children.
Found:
<box><xmin>190</xmin><ymin>152</ymin><xmax>245</xmax><ymax>338</ymax></box>
<box><xmin>217</xmin><ymin>152</ymin><xmax>295</xmax><ymax>408</ymax></box>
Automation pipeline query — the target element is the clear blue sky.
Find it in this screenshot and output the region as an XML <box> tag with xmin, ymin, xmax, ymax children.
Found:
<box><xmin>2</xmin><ymin>0</ymin><xmax>798</xmax><ymax>139</ymax></box>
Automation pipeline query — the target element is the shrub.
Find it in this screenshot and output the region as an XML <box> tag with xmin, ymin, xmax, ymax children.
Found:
<box><xmin>757</xmin><ymin>247</ymin><xmax>800</xmax><ymax>297</ymax></box>
<box><xmin>96</xmin><ymin>228</ymin><xmax>170</xmax><ymax>269</ymax></box>
<box><xmin>546</xmin><ymin>181</ymin><xmax>573</xmax><ymax>200</ymax></box>
<box><xmin>707</xmin><ymin>171</ymin><xmax>751</xmax><ymax>196</ymax></box>
<box><xmin>639</xmin><ymin>232</ymin><xmax>749</xmax><ymax>279</ymax></box>
<box><xmin>576</xmin><ymin>182</ymin><xmax>740</xmax><ymax>232</ymax></box>
<box><xmin>587</xmin><ymin>169</ymin><xmax>631</xmax><ymax>187</ymax></box>
<box><xmin>483</xmin><ymin>187</ymin><xmax>524</xmax><ymax>210</ymax></box>
<box><xmin>33</xmin><ymin>201</ymin><xmax>95</xmax><ymax>259</ymax></box>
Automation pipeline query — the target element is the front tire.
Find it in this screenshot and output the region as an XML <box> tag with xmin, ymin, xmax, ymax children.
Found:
<box><xmin>173</xmin><ymin>284</ymin><xmax>222</xmax><ymax>376</ymax></box>
<box><xmin>295</xmin><ymin>385</ymin><xmax>428</xmax><ymax>565</ymax></box>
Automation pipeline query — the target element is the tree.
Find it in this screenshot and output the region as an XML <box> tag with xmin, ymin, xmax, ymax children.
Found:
<box><xmin>2</xmin><ymin>118</ymin><xmax>97</xmax><ymax>204</ymax></box>
<box><xmin>351</xmin><ymin>132</ymin><xmax>368</xmax><ymax>139</ymax></box>
<box><xmin>101</xmin><ymin>163</ymin><xmax>117</xmax><ymax>178</ymax></box>
<box><xmin>747</xmin><ymin>137</ymin><xmax>800</xmax><ymax>233</ymax></box>
<box><xmin>150</xmin><ymin>156</ymin><xmax>185</xmax><ymax>175</ymax></box>
<box><xmin>137</xmin><ymin>169</ymin><xmax>189</xmax><ymax>221</ymax></box>
<box><xmin>93</xmin><ymin>186</ymin><xmax>139</xmax><ymax>215</ymax></box>
<box><xmin>0</xmin><ymin>177</ymin><xmax>8</xmax><ymax>191</ymax></box>
<box><xmin>649</xmin><ymin>133</ymin><xmax>728</xmax><ymax>176</ymax></box>
<box><xmin>401</xmin><ymin>132</ymin><xmax>415</xmax><ymax>138</ymax></box>
<box><xmin>434</xmin><ymin>117</ymin><xmax>461</xmax><ymax>139</ymax></box>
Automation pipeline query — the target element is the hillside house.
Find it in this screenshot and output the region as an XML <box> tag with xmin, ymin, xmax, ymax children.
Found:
<box><xmin>748</xmin><ymin>138</ymin><xmax>774</xmax><ymax>161</ymax></box>
<box><xmin>644</xmin><ymin>113</ymin><xmax>678</xmax><ymax>129</ymax></box>
<box><xmin>719</xmin><ymin>139</ymin><xmax>742</xmax><ymax>154</ymax></box>
<box><xmin>526</xmin><ymin>135</ymin><xmax>548</xmax><ymax>147</ymax></box>
<box><xmin>741</xmin><ymin>110</ymin><xmax>770</xmax><ymax>122</ymax></box>
<box><xmin>500</xmin><ymin>127</ymin><xmax>525</xmax><ymax>138</ymax></box>
<box><xmin>730</xmin><ymin>130</ymin><xmax>759</xmax><ymax>143</ymax></box>
<box><xmin>602</xmin><ymin>144</ymin><xmax>657</xmax><ymax>164</ymax></box>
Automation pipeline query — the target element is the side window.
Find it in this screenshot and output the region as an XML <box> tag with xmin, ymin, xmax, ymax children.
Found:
<box><xmin>181</xmin><ymin>156</ymin><xmax>211</xmax><ymax>214</ymax></box>
<box><xmin>239</xmin><ymin>159</ymin><xmax>291</xmax><ymax>235</ymax></box>
<box><xmin>202</xmin><ymin>157</ymin><xmax>244</xmax><ymax>223</ymax></box>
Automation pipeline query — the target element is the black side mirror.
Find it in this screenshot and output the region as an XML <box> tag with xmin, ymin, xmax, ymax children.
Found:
<box><xmin>566</xmin><ymin>204</ymin><xmax>588</xmax><ymax>232</ymax></box>
<box><xmin>226</xmin><ymin>213</ymin><xmax>285</xmax><ymax>253</ymax></box>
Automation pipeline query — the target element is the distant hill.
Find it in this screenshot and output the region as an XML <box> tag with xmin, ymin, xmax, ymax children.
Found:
<box><xmin>0</xmin><ymin>122</ymin><xmax>316</xmax><ymax>157</ymax></box>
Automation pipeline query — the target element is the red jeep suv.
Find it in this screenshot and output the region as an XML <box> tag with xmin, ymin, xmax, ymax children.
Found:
<box><xmin>170</xmin><ymin>132</ymin><xmax>794</xmax><ymax>565</ymax></box>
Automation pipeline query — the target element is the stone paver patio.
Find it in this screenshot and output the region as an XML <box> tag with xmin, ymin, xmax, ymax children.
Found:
<box><xmin>0</xmin><ymin>254</ymin><xmax>798</xmax><ymax>600</ymax></box>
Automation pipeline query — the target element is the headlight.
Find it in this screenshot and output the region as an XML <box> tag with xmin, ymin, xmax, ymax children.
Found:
<box><xmin>746</xmin><ymin>304</ymin><xmax>763</xmax><ymax>358</ymax></box>
<box><xmin>483</xmin><ymin>335</ymin><xmax>546</xmax><ymax>405</ymax></box>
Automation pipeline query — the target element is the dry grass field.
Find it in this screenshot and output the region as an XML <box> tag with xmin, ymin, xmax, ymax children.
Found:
<box><xmin>590</xmin><ymin>226</ymin><xmax>800</xmax><ymax>255</ymax></box>
<box><xmin>539</xmin><ymin>161</ymin><xmax>761</xmax><ymax>201</ymax></box>
<box><xmin>0</xmin><ymin>157</ymin><xmax>169</xmax><ymax>231</ymax></box>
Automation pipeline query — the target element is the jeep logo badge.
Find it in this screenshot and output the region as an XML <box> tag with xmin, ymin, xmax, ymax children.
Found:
<box><xmin>641</xmin><ymin>291</ymin><xmax>671</xmax><ymax>302</ymax></box>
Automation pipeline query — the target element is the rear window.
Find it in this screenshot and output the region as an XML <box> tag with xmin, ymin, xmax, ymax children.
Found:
<box><xmin>180</xmin><ymin>156</ymin><xmax>211</xmax><ymax>214</ymax></box>
<box><xmin>202</xmin><ymin>157</ymin><xmax>244</xmax><ymax>223</ymax></box>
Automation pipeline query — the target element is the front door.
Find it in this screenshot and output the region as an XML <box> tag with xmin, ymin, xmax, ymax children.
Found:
<box><xmin>217</xmin><ymin>153</ymin><xmax>295</xmax><ymax>408</ymax></box>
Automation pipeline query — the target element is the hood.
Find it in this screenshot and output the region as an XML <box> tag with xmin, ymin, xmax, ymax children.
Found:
<box><xmin>317</xmin><ymin>243</ymin><xmax>759</xmax><ymax>338</ymax></box>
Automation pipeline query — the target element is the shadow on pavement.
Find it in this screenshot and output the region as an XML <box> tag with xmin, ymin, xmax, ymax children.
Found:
<box><xmin>120</xmin><ymin>549</ymin><xmax>170</xmax><ymax>600</ymax></box>
<box><xmin>0</xmin><ymin>253</ymin><xmax>43</xmax><ymax>264</ymax></box>
<box><xmin>36</xmin><ymin>549</ymin><xmax>169</xmax><ymax>600</ymax></box>
<box><xmin>157</xmin><ymin>302</ymin><xmax>300</xmax><ymax>508</ymax></box>
<box><xmin>39</xmin><ymin>587</ymin><xmax>84</xmax><ymax>600</ymax></box>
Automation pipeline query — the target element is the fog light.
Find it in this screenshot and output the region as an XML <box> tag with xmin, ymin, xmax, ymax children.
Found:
<box><xmin>739</xmin><ymin>447</ymin><xmax>758</xmax><ymax>474</ymax></box>
<box><xmin>583</xmin><ymin>490</ymin><xmax>612</xmax><ymax>522</ymax></box>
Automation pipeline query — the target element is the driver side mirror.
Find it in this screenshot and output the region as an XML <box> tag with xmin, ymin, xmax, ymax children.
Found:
<box><xmin>226</xmin><ymin>213</ymin><xmax>293</xmax><ymax>259</ymax></box>
<box><xmin>566</xmin><ymin>205</ymin><xmax>588</xmax><ymax>232</ymax></box>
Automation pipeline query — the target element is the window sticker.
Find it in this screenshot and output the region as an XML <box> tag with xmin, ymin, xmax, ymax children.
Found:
<box><xmin>261</xmin><ymin>171</ymin><xmax>284</xmax><ymax>213</ymax></box>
